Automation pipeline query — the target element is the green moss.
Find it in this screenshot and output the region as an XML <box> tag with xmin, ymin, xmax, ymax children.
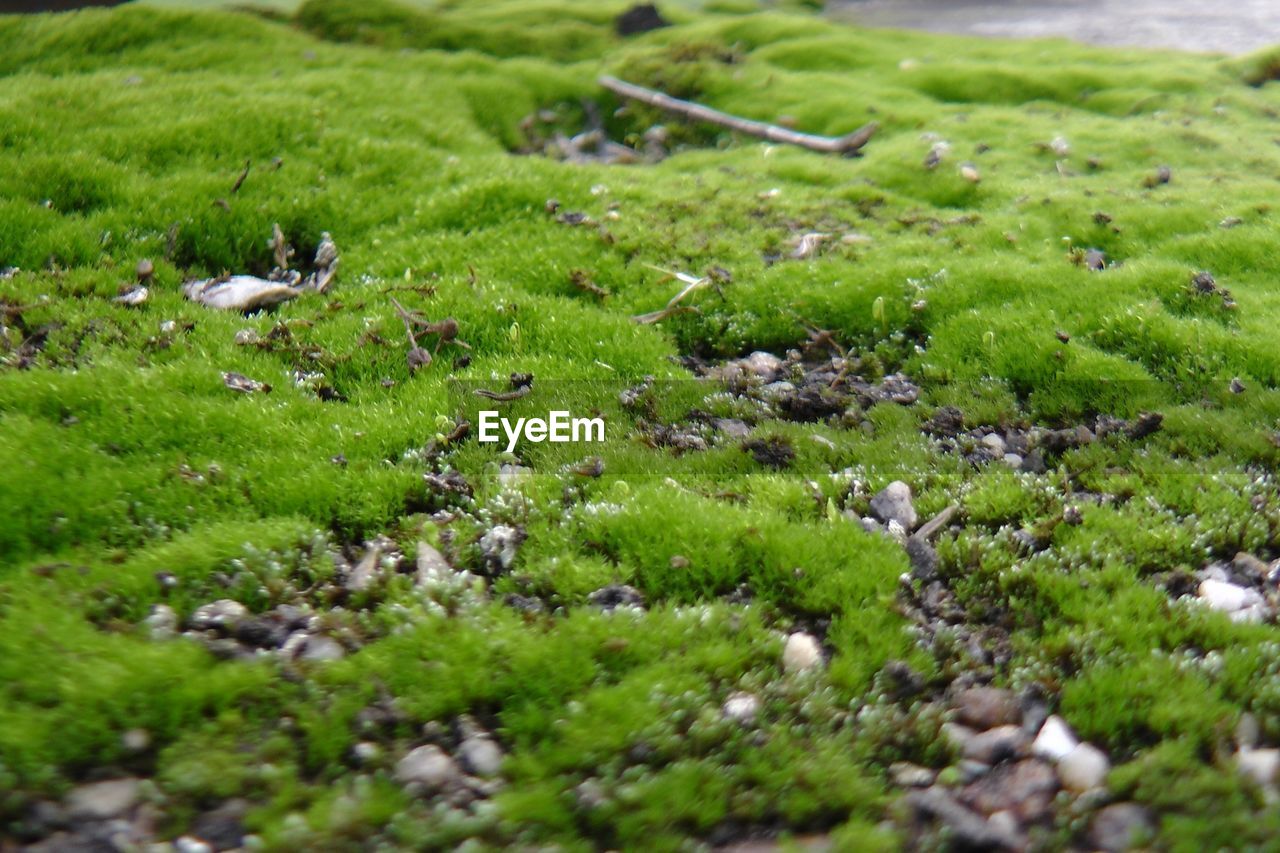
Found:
<box><xmin>3</xmin><ymin>0</ymin><xmax>1280</xmax><ymax>847</ymax></box>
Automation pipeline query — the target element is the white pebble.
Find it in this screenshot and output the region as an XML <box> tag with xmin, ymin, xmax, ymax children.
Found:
<box><xmin>1237</xmin><ymin>748</ymin><xmax>1280</xmax><ymax>787</ymax></box>
<box><xmin>1198</xmin><ymin>579</ymin><xmax>1260</xmax><ymax>613</ymax></box>
<box><xmin>783</xmin><ymin>632</ymin><xmax>823</xmax><ymax>673</ymax></box>
<box><xmin>1058</xmin><ymin>742</ymin><xmax>1110</xmax><ymax>791</ymax></box>
<box><xmin>1031</xmin><ymin>715</ymin><xmax>1079</xmax><ymax>761</ymax></box>
<box><xmin>722</xmin><ymin>692</ymin><xmax>761</xmax><ymax>725</ymax></box>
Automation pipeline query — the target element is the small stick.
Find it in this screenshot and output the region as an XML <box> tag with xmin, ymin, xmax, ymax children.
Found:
<box><xmin>599</xmin><ymin>75</ymin><xmax>879</xmax><ymax>157</ymax></box>
<box><xmin>913</xmin><ymin>504</ymin><xmax>959</xmax><ymax>542</ymax></box>
<box><xmin>474</xmin><ymin>386</ymin><xmax>532</xmax><ymax>402</ymax></box>
<box><xmin>231</xmin><ymin>159</ymin><xmax>251</xmax><ymax>194</ymax></box>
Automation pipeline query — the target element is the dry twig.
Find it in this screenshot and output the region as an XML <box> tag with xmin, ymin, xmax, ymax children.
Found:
<box><xmin>599</xmin><ymin>75</ymin><xmax>878</xmax><ymax>157</ymax></box>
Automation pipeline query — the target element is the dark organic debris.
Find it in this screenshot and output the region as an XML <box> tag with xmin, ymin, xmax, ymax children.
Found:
<box><xmin>1143</xmin><ymin>165</ymin><xmax>1173</xmax><ymax>188</ymax></box>
<box><xmin>222</xmin><ymin>371</ymin><xmax>271</xmax><ymax>394</ymax></box>
<box><xmin>615</xmin><ymin>3</ymin><xmax>669</xmax><ymax>36</ymax></box>
<box><xmin>742</xmin><ymin>435</ymin><xmax>795</xmax><ymax>469</ymax></box>
<box><xmin>588</xmin><ymin>584</ymin><xmax>646</xmax><ymax>610</ymax></box>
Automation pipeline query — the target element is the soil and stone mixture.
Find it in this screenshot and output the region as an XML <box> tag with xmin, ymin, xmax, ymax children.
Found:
<box><xmin>4</xmin><ymin>0</ymin><xmax>1280</xmax><ymax>850</ymax></box>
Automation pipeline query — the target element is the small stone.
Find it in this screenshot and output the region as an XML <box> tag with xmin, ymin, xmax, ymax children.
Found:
<box><xmin>191</xmin><ymin>799</ymin><xmax>249</xmax><ymax>850</ymax></box>
<box><xmin>870</xmin><ymin>481</ymin><xmax>917</xmax><ymax>531</ymax></box>
<box><xmin>986</xmin><ymin>809</ymin><xmax>1021</xmax><ymax>841</ymax></box>
<box><xmin>121</xmin><ymin>728</ymin><xmax>151</xmax><ymax>753</ymax></box>
<box><xmin>722</xmin><ymin>692</ymin><xmax>760</xmax><ymax>726</ymax></box>
<box><xmin>458</xmin><ymin>735</ymin><xmax>503</xmax><ymax>777</ymax></box>
<box><xmin>1237</xmin><ymin>747</ymin><xmax>1280</xmax><ymax>787</ymax></box>
<box><xmin>782</xmin><ymin>631</ymin><xmax>823</xmax><ymax>673</ymax></box>
<box><xmin>479</xmin><ymin>524</ymin><xmax>522</xmax><ymax>573</ymax></box>
<box><xmin>942</xmin><ymin>722</ymin><xmax>977</xmax><ymax>752</ymax></box>
<box><xmin>233</xmin><ymin>328</ymin><xmax>259</xmax><ymax>346</ymax></box>
<box><xmin>296</xmin><ymin>634</ymin><xmax>345</xmax><ymax>662</ymax></box>
<box><xmin>953</xmin><ymin>687</ymin><xmax>1021</xmax><ymax>730</ymax></box>
<box><xmin>395</xmin><ymin>745</ymin><xmax>461</xmax><ymax>790</ymax></box>
<box><xmin>963</xmin><ymin>725</ymin><xmax>1029</xmax><ymax>765</ymax></box>
<box><xmin>741</xmin><ymin>351</ymin><xmax>783</xmax><ymax>380</ymax></box>
<box><xmin>1058</xmin><ymin>742</ymin><xmax>1110</xmax><ymax>791</ymax></box>
<box><xmin>174</xmin><ymin>837</ymin><xmax>213</xmax><ymax>853</ymax></box>
<box><xmin>906</xmin><ymin>536</ymin><xmax>939</xmax><ymax>580</ymax></box>
<box><xmin>144</xmin><ymin>604</ymin><xmax>178</xmax><ymax>639</ymax></box>
<box><xmin>66</xmin><ymin>778</ymin><xmax>140</xmax><ymax>821</ymax></box>
<box><xmin>1031</xmin><ymin>715</ymin><xmax>1079</xmax><ymax>761</ymax></box>
<box><xmin>1199</xmin><ymin>578</ymin><xmax>1261</xmax><ymax>613</ymax></box>
<box><xmin>345</xmin><ymin>544</ymin><xmax>383</xmax><ymax>592</ymax></box>
<box><xmin>890</xmin><ymin>762</ymin><xmax>936</xmax><ymax>788</ymax></box>
<box><xmin>1002</xmin><ymin>452</ymin><xmax>1023</xmax><ymax>469</ymax></box>
<box><xmin>1088</xmin><ymin>802</ymin><xmax>1155</xmax><ymax>852</ymax></box>
<box><xmin>189</xmin><ymin>599</ymin><xmax>249</xmax><ymax>633</ymax></box>
<box><xmin>961</xmin><ymin>758</ymin><xmax>1058</xmax><ymax>822</ymax></box>
<box><xmin>980</xmin><ymin>433</ymin><xmax>1006</xmax><ymax>455</ymax></box>
<box><xmin>135</xmin><ymin>258</ymin><xmax>155</xmax><ymax>282</ymax></box>
<box><xmin>352</xmin><ymin>742</ymin><xmax>381</xmax><ymax>764</ymax></box>
<box><xmin>415</xmin><ymin>542</ymin><xmax>455</xmax><ymax>584</ymax></box>
<box><xmin>1237</xmin><ymin>713</ymin><xmax>1261</xmax><ymax>749</ymax></box>
<box><xmin>588</xmin><ymin>584</ymin><xmax>645</xmax><ymax>611</ymax></box>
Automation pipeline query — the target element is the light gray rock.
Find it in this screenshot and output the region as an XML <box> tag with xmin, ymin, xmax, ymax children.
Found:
<box><xmin>174</xmin><ymin>837</ymin><xmax>214</xmax><ymax>853</ymax></box>
<box><xmin>66</xmin><ymin>778</ymin><xmax>140</xmax><ymax>821</ymax></box>
<box><xmin>458</xmin><ymin>735</ymin><xmax>503</xmax><ymax>778</ymax></box>
<box><xmin>345</xmin><ymin>544</ymin><xmax>383</xmax><ymax>592</ymax></box>
<box><xmin>1088</xmin><ymin>802</ymin><xmax>1155</xmax><ymax>852</ymax></box>
<box><xmin>782</xmin><ymin>632</ymin><xmax>824</xmax><ymax>673</ymax></box>
<box><xmin>416</xmin><ymin>542</ymin><xmax>454</xmax><ymax>584</ymax></box>
<box><xmin>395</xmin><ymin>745</ymin><xmax>461</xmax><ymax>790</ymax></box>
<box><xmin>870</xmin><ymin>481</ymin><xmax>917</xmax><ymax>531</ymax></box>
<box><xmin>742</xmin><ymin>351</ymin><xmax>784</xmax><ymax>380</ymax></box>
<box><xmin>1199</xmin><ymin>578</ymin><xmax>1262</xmax><ymax>612</ymax></box>
<box><xmin>722</xmin><ymin>692</ymin><xmax>761</xmax><ymax>726</ymax></box>
<box><xmin>189</xmin><ymin>599</ymin><xmax>249</xmax><ymax>633</ymax></box>
<box><xmin>1058</xmin><ymin>742</ymin><xmax>1110</xmax><ymax>791</ymax></box>
<box><xmin>889</xmin><ymin>761</ymin><xmax>936</xmax><ymax>788</ymax></box>
<box><xmin>981</xmin><ymin>433</ymin><xmax>1007</xmax><ymax>455</ymax></box>
<box><xmin>1237</xmin><ymin>747</ymin><xmax>1280</xmax><ymax>787</ymax></box>
<box><xmin>953</xmin><ymin>686</ymin><xmax>1021</xmax><ymax>730</ymax></box>
<box><xmin>296</xmin><ymin>634</ymin><xmax>345</xmax><ymax>662</ymax></box>
<box><xmin>144</xmin><ymin>604</ymin><xmax>178</xmax><ymax>639</ymax></box>
<box><xmin>1031</xmin><ymin>715</ymin><xmax>1079</xmax><ymax>761</ymax></box>
<box><xmin>963</xmin><ymin>725</ymin><xmax>1029</xmax><ymax>765</ymax></box>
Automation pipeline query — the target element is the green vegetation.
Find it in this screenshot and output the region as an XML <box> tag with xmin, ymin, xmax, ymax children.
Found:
<box><xmin>2</xmin><ymin>0</ymin><xmax>1280</xmax><ymax>848</ymax></box>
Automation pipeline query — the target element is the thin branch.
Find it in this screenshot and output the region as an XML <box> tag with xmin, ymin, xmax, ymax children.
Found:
<box><xmin>599</xmin><ymin>75</ymin><xmax>879</xmax><ymax>157</ymax></box>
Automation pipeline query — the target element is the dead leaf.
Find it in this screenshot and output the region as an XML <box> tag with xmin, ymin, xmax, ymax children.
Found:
<box><xmin>222</xmin><ymin>371</ymin><xmax>271</xmax><ymax>393</ymax></box>
<box><xmin>184</xmin><ymin>276</ymin><xmax>300</xmax><ymax>312</ymax></box>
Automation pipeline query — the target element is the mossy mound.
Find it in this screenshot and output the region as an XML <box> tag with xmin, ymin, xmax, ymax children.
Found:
<box><xmin>2</xmin><ymin>0</ymin><xmax>1280</xmax><ymax>848</ymax></box>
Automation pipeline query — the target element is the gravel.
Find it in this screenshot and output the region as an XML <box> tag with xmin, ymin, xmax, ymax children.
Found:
<box><xmin>782</xmin><ymin>631</ymin><xmax>824</xmax><ymax>673</ymax></box>
<box><xmin>870</xmin><ymin>481</ymin><xmax>918</xmax><ymax>531</ymax></box>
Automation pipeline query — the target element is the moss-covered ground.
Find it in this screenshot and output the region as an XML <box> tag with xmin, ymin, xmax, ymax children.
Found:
<box><xmin>3</xmin><ymin>1</ymin><xmax>1280</xmax><ymax>849</ymax></box>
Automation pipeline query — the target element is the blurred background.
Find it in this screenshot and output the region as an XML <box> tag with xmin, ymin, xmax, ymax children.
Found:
<box><xmin>3</xmin><ymin>0</ymin><xmax>1278</xmax><ymax>54</ymax></box>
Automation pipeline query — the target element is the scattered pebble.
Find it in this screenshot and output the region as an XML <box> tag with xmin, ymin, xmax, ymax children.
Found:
<box><xmin>1088</xmin><ymin>802</ymin><xmax>1155</xmax><ymax>852</ymax></box>
<box><xmin>782</xmin><ymin>631</ymin><xmax>823</xmax><ymax>673</ymax></box>
<box><xmin>870</xmin><ymin>481</ymin><xmax>918</xmax><ymax>531</ymax></box>
<box><xmin>722</xmin><ymin>692</ymin><xmax>760</xmax><ymax>726</ymax></box>
<box><xmin>953</xmin><ymin>686</ymin><xmax>1020</xmax><ymax>730</ymax></box>
<box><xmin>395</xmin><ymin>745</ymin><xmax>461</xmax><ymax>791</ymax></box>
<box><xmin>66</xmin><ymin>778</ymin><xmax>140</xmax><ymax>821</ymax></box>
<box><xmin>189</xmin><ymin>599</ymin><xmax>249</xmax><ymax>633</ymax></box>
<box><xmin>1031</xmin><ymin>715</ymin><xmax>1079</xmax><ymax>761</ymax></box>
<box><xmin>1057</xmin><ymin>742</ymin><xmax>1110</xmax><ymax>791</ymax></box>
<box><xmin>1237</xmin><ymin>747</ymin><xmax>1280</xmax><ymax>787</ymax></box>
<box><xmin>458</xmin><ymin>735</ymin><xmax>504</xmax><ymax>777</ymax></box>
